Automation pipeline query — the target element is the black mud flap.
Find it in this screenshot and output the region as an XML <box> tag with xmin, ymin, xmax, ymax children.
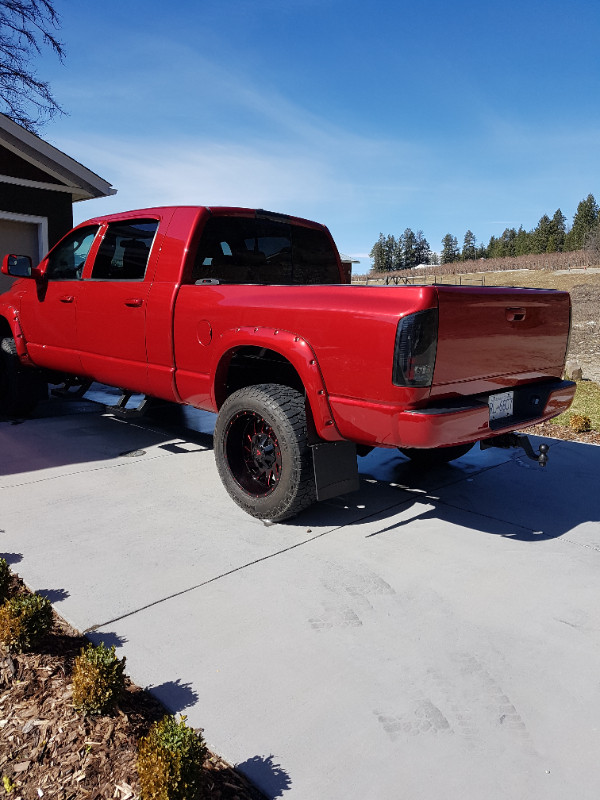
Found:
<box><xmin>311</xmin><ymin>441</ymin><xmax>360</xmax><ymax>501</ymax></box>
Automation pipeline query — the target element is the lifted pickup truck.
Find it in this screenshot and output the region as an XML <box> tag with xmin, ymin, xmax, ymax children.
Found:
<box><xmin>1</xmin><ymin>206</ymin><xmax>575</xmax><ymax>520</ymax></box>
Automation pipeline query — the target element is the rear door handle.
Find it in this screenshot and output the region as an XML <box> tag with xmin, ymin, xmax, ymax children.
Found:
<box><xmin>506</xmin><ymin>307</ymin><xmax>526</xmax><ymax>322</ymax></box>
<box><xmin>59</xmin><ymin>295</ymin><xmax>74</xmax><ymax>303</ymax></box>
<box><xmin>124</xmin><ymin>298</ymin><xmax>143</xmax><ymax>307</ymax></box>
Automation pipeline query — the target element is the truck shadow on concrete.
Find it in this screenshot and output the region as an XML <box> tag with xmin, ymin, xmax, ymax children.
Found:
<box><xmin>2</xmin><ymin>393</ymin><xmax>598</xmax><ymax>544</ymax></box>
<box><xmin>0</xmin><ymin>394</ymin><xmax>215</xmax><ymax>478</ymax></box>
<box><xmin>325</xmin><ymin>439</ymin><xmax>600</xmax><ymax>542</ymax></box>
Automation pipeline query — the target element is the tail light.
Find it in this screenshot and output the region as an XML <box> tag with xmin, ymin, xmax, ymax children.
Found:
<box><xmin>393</xmin><ymin>308</ymin><xmax>438</xmax><ymax>387</ymax></box>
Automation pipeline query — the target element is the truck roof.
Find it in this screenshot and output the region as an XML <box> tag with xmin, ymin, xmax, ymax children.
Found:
<box><xmin>78</xmin><ymin>206</ymin><xmax>328</xmax><ymax>231</ymax></box>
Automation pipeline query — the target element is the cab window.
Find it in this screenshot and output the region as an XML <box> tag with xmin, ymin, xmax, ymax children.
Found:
<box><xmin>45</xmin><ymin>226</ymin><xmax>99</xmax><ymax>280</ymax></box>
<box><xmin>191</xmin><ymin>216</ymin><xmax>340</xmax><ymax>285</ymax></box>
<box><xmin>91</xmin><ymin>220</ymin><xmax>158</xmax><ymax>281</ymax></box>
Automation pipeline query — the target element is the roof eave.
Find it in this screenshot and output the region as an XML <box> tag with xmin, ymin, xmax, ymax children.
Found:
<box><xmin>0</xmin><ymin>113</ymin><xmax>116</xmax><ymax>200</ymax></box>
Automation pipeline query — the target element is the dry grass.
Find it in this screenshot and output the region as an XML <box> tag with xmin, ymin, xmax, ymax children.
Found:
<box><xmin>359</xmin><ymin>266</ymin><xmax>600</xmax><ymax>293</ymax></box>
<box><xmin>477</xmin><ymin>268</ymin><xmax>600</xmax><ymax>293</ymax></box>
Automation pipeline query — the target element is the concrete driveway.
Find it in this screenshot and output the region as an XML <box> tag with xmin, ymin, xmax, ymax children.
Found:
<box><xmin>1</xmin><ymin>392</ymin><xmax>599</xmax><ymax>799</ymax></box>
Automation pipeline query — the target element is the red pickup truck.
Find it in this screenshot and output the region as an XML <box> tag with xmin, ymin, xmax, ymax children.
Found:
<box><xmin>1</xmin><ymin>206</ymin><xmax>576</xmax><ymax>520</ymax></box>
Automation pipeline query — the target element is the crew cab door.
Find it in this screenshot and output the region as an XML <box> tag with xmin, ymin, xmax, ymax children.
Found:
<box><xmin>18</xmin><ymin>225</ymin><xmax>100</xmax><ymax>373</ymax></box>
<box><xmin>76</xmin><ymin>219</ymin><xmax>160</xmax><ymax>393</ymax></box>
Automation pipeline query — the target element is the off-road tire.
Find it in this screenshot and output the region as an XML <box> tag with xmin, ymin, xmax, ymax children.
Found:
<box><xmin>398</xmin><ymin>442</ymin><xmax>474</xmax><ymax>468</ymax></box>
<box><xmin>214</xmin><ymin>384</ymin><xmax>316</xmax><ymax>521</ymax></box>
<box><xmin>0</xmin><ymin>336</ymin><xmax>47</xmax><ymax>417</ymax></box>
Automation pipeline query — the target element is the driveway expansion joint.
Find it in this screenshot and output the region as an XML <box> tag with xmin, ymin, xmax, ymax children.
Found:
<box><xmin>82</xmin><ymin>522</ymin><xmax>357</xmax><ymax>634</ymax></box>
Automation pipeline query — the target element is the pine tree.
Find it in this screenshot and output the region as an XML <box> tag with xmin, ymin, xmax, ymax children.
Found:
<box><xmin>384</xmin><ymin>234</ymin><xmax>397</xmax><ymax>271</ymax></box>
<box><xmin>549</xmin><ymin>209</ymin><xmax>566</xmax><ymax>252</ymax></box>
<box><xmin>566</xmin><ymin>194</ymin><xmax>599</xmax><ymax>250</ymax></box>
<box><xmin>441</xmin><ymin>234</ymin><xmax>459</xmax><ymax>264</ymax></box>
<box><xmin>514</xmin><ymin>226</ymin><xmax>531</xmax><ymax>256</ymax></box>
<box><xmin>462</xmin><ymin>230</ymin><xmax>476</xmax><ymax>261</ymax></box>
<box><xmin>414</xmin><ymin>230</ymin><xmax>431</xmax><ymax>265</ymax></box>
<box><xmin>369</xmin><ymin>233</ymin><xmax>387</xmax><ymax>272</ymax></box>
<box><xmin>392</xmin><ymin>234</ymin><xmax>404</xmax><ymax>270</ymax></box>
<box><xmin>532</xmin><ymin>215</ymin><xmax>552</xmax><ymax>254</ymax></box>
<box><xmin>401</xmin><ymin>228</ymin><xmax>418</xmax><ymax>269</ymax></box>
<box><xmin>500</xmin><ymin>228</ymin><xmax>517</xmax><ymax>257</ymax></box>
<box><xmin>485</xmin><ymin>235</ymin><xmax>498</xmax><ymax>259</ymax></box>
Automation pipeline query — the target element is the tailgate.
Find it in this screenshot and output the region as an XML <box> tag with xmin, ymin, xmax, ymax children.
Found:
<box><xmin>431</xmin><ymin>286</ymin><xmax>570</xmax><ymax>396</ymax></box>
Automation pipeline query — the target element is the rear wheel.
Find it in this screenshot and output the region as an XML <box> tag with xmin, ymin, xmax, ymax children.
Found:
<box><xmin>214</xmin><ymin>383</ymin><xmax>316</xmax><ymax>521</ymax></box>
<box><xmin>398</xmin><ymin>442</ymin><xmax>474</xmax><ymax>468</ymax></box>
<box><xmin>0</xmin><ymin>336</ymin><xmax>47</xmax><ymax>417</ymax></box>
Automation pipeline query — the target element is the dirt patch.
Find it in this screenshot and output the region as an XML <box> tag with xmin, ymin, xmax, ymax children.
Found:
<box><xmin>565</xmin><ymin>283</ymin><xmax>600</xmax><ymax>382</ymax></box>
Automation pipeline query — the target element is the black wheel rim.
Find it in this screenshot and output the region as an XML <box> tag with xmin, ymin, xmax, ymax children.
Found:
<box><xmin>225</xmin><ymin>410</ymin><xmax>282</xmax><ymax>496</ymax></box>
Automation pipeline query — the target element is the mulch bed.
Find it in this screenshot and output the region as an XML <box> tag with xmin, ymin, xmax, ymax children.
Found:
<box><xmin>0</xmin><ymin>576</ymin><xmax>265</xmax><ymax>800</ymax></box>
<box><xmin>523</xmin><ymin>420</ymin><xmax>600</xmax><ymax>446</ymax></box>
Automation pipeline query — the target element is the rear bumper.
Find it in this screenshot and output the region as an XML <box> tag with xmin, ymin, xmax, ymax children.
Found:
<box><xmin>329</xmin><ymin>379</ymin><xmax>576</xmax><ymax>449</ymax></box>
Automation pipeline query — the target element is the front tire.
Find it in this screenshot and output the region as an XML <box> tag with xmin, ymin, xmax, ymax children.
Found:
<box><xmin>0</xmin><ymin>337</ymin><xmax>47</xmax><ymax>417</ymax></box>
<box><xmin>398</xmin><ymin>442</ymin><xmax>474</xmax><ymax>468</ymax></box>
<box><xmin>214</xmin><ymin>384</ymin><xmax>316</xmax><ymax>521</ymax></box>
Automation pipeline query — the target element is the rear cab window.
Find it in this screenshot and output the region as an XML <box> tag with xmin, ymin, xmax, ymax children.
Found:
<box><xmin>191</xmin><ymin>215</ymin><xmax>340</xmax><ymax>285</ymax></box>
<box><xmin>90</xmin><ymin>220</ymin><xmax>159</xmax><ymax>281</ymax></box>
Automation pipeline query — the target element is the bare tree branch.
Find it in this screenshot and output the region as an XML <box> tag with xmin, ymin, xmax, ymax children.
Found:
<box><xmin>0</xmin><ymin>0</ymin><xmax>65</xmax><ymax>131</ymax></box>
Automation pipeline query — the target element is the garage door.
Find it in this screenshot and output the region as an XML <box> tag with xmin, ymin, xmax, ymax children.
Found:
<box><xmin>0</xmin><ymin>217</ymin><xmax>44</xmax><ymax>294</ymax></box>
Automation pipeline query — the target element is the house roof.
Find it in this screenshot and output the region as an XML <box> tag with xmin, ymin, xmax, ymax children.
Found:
<box><xmin>0</xmin><ymin>113</ymin><xmax>116</xmax><ymax>202</ymax></box>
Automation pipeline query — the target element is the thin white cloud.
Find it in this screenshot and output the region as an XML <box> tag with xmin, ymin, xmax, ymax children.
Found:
<box><xmin>55</xmin><ymin>46</ymin><xmax>600</xmax><ymax>255</ymax></box>
<box><xmin>65</xmin><ymin>137</ymin><xmax>351</xmax><ymax>214</ymax></box>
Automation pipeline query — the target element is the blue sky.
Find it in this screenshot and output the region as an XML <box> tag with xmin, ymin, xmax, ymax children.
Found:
<box><xmin>35</xmin><ymin>0</ymin><xmax>600</xmax><ymax>271</ymax></box>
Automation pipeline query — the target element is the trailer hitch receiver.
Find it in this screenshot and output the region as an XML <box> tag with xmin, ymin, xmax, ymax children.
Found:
<box><xmin>480</xmin><ymin>433</ymin><xmax>549</xmax><ymax>466</ymax></box>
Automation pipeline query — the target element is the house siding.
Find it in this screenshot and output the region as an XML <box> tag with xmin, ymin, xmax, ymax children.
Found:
<box><xmin>0</xmin><ymin>183</ymin><xmax>73</xmax><ymax>247</ymax></box>
<box><xmin>0</xmin><ymin>144</ymin><xmax>63</xmax><ymax>184</ymax></box>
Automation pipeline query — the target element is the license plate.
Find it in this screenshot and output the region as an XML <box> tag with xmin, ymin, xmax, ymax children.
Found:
<box><xmin>489</xmin><ymin>391</ymin><xmax>514</xmax><ymax>421</ymax></box>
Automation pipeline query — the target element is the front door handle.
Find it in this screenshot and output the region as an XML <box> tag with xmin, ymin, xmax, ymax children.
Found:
<box><xmin>124</xmin><ymin>298</ymin><xmax>143</xmax><ymax>307</ymax></box>
<box><xmin>59</xmin><ymin>295</ymin><xmax>74</xmax><ymax>303</ymax></box>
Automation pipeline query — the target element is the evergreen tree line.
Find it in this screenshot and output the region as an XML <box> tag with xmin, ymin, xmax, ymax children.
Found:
<box><xmin>369</xmin><ymin>229</ymin><xmax>438</xmax><ymax>271</ymax></box>
<box><xmin>369</xmin><ymin>194</ymin><xmax>600</xmax><ymax>271</ymax></box>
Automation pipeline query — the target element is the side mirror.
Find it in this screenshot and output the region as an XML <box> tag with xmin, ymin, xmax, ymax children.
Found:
<box><xmin>2</xmin><ymin>254</ymin><xmax>33</xmax><ymax>278</ymax></box>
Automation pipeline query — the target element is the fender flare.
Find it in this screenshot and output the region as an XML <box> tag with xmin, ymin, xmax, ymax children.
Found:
<box><xmin>213</xmin><ymin>326</ymin><xmax>343</xmax><ymax>442</ymax></box>
<box><xmin>0</xmin><ymin>306</ymin><xmax>34</xmax><ymax>365</ymax></box>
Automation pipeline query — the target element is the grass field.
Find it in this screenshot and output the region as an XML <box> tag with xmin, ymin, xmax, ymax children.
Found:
<box><xmin>474</xmin><ymin>267</ymin><xmax>600</xmax><ymax>293</ymax></box>
<box><xmin>361</xmin><ymin>266</ymin><xmax>600</xmax><ymax>293</ymax></box>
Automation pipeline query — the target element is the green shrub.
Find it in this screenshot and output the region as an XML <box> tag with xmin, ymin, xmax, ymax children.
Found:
<box><xmin>137</xmin><ymin>715</ymin><xmax>208</xmax><ymax>800</ymax></box>
<box><xmin>0</xmin><ymin>593</ymin><xmax>53</xmax><ymax>652</ymax></box>
<box><xmin>0</xmin><ymin>559</ymin><xmax>10</xmax><ymax>603</ymax></box>
<box><xmin>72</xmin><ymin>642</ymin><xmax>127</xmax><ymax>715</ymax></box>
